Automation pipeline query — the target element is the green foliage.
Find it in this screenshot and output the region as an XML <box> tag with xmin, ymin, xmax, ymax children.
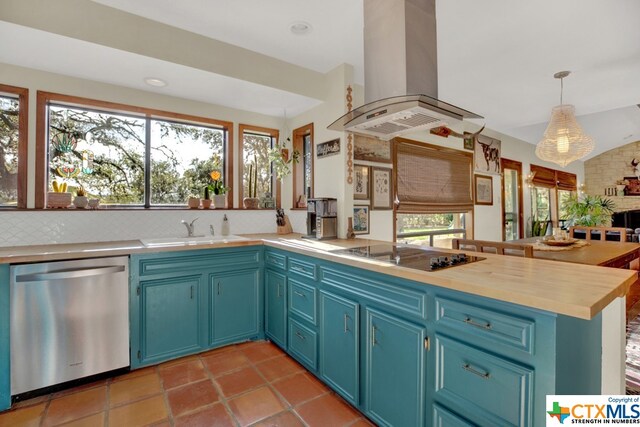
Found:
<box><xmin>531</xmin><ymin>217</ymin><xmax>549</xmax><ymax>236</ymax></box>
<box><xmin>268</xmin><ymin>138</ymin><xmax>300</xmax><ymax>179</ymax></box>
<box><xmin>562</xmin><ymin>194</ymin><xmax>615</xmax><ymax>226</ymax></box>
<box><xmin>0</xmin><ymin>96</ymin><xmax>19</xmax><ymax>205</ymax></box>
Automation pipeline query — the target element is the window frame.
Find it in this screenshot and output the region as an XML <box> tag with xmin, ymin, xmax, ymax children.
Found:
<box><xmin>0</xmin><ymin>84</ymin><xmax>28</xmax><ymax>209</ymax></box>
<box><xmin>292</xmin><ymin>123</ymin><xmax>313</xmax><ymax>208</ymax></box>
<box><xmin>35</xmin><ymin>91</ymin><xmax>233</xmax><ymax>209</ymax></box>
<box><xmin>238</xmin><ymin>124</ymin><xmax>279</xmax><ymax>209</ymax></box>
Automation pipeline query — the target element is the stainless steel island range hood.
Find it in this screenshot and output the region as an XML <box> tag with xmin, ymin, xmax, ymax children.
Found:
<box><xmin>328</xmin><ymin>0</ymin><xmax>482</xmax><ymax>140</ymax></box>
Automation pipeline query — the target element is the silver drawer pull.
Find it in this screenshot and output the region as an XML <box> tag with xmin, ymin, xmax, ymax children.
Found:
<box><xmin>295</xmin><ymin>331</ymin><xmax>306</xmax><ymax>341</ymax></box>
<box><xmin>463</xmin><ymin>364</ymin><xmax>491</xmax><ymax>380</ymax></box>
<box><xmin>344</xmin><ymin>313</ymin><xmax>350</xmax><ymax>333</ymax></box>
<box><xmin>291</xmin><ymin>265</ymin><xmax>308</xmax><ymax>274</ymax></box>
<box><xmin>464</xmin><ymin>316</ymin><xmax>492</xmax><ymax>330</ymax></box>
<box><xmin>293</xmin><ymin>290</ymin><xmax>306</xmax><ymax>298</ymax></box>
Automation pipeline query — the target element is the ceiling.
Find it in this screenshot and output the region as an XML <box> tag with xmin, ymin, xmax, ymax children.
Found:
<box><xmin>1</xmin><ymin>0</ymin><xmax>639</xmax><ymax>159</ymax></box>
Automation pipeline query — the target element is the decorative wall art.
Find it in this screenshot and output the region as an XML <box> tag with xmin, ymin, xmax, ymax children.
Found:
<box><xmin>624</xmin><ymin>177</ymin><xmax>640</xmax><ymax>196</ymax></box>
<box><xmin>354</xmin><ymin>135</ymin><xmax>392</xmax><ymax>163</ymax></box>
<box><xmin>353</xmin><ymin>206</ymin><xmax>370</xmax><ymax>235</ymax></box>
<box><xmin>371</xmin><ymin>167</ymin><xmax>393</xmax><ymax>210</ymax></box>
<box><xmin>474</xmin><ymin>134</ymin><xmax>501</xmax><ymax>174</ymax></box>
<box><xmin>474</xmin><ymin>174</ymin><xmax>493</xmax><ymax>205</ymax></box>
<box><xmin>317</xmin><ymin>138</ymin><xmax>341</xmax><ymax>159</ymax></box>
<box><xmin>353</xmin><ymin>165</ymin><xmax>370</xmax><ymax>200</ymax></box>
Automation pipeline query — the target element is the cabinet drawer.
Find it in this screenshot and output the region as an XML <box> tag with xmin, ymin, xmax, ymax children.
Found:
<box><xmin>288</xmin><ymin>279</ymin><xmax>317</xmax><ymax>325</ymax></box>
<box><xmin>288</xmin><ymin>319</ymin><xmax>317</xmax><ymax>370</ymax></box>
<box><xmin>435</xmin><ymin>335</ymin><xmax>533</xmax><ymax>427</ymax></box>
<box><xmin>433</xmin><ymin>404</ymin><xmax>475</xmax><ymax>427</ymax></box>
<box><xmin>288</xmin><ymin>257</ymin><xmax>318</xmax><ymax>281</ymax></box>
<box><xmin>435</xmin><ymin>297</ymin><xmax>534</xmax><ymax>354</ymax></box>
<box><xmin>265</xmin><ymin>251</ymin><xmax>286</xmax><ymax>270</ymax></box>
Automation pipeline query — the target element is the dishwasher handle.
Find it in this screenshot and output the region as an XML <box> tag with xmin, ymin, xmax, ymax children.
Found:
<box><xmin>15</xmin><ymin>265</ymin><xmax>126</xmax><ymax>282</ymax></box>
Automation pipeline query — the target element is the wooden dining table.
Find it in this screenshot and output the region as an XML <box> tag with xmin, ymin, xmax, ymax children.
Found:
<box><xmin>513</xmin><ymin>237</ymin><xmax>640</xmax><ymax>268</ymax></box>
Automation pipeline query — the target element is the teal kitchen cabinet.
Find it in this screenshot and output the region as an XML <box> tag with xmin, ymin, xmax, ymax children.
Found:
<box><xmin>130</xmin><ymin>246</ymin><xmax>262</xmax><ymax>368</ymax></box>
<box><xmin>364</xmin><ymin>307</ymin><xmax>426</xmax><ymax>427</ymax></box>
<box><xmin>138</xmin><ymin>274</ymin><xmax>204</xmax><ymax>366</ymax></box>
<box><xmin>265</xmin><ymin>269</ymin><xmax>287</xmax><ymax>348</ymax></box>
<box><xmin>210</xmin><ymin>268</ymin><xmax>261</xmax><ymax>347</ymax></box>
<box><xmin>0</xmin><ymin>264</ymin><xmax>9</xmax><ymax>411</ymax></box>
<box><xmin>318</xmin><ymin>291</ymin><xmax>359</xmax><ymax>405</ymax></box>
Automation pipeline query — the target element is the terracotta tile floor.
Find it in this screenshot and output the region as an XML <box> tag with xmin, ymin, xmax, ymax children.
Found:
<box><xmin>0</xmin><ymin>341</ymin><xmax>373</xmax><ymax>427</ymax></box>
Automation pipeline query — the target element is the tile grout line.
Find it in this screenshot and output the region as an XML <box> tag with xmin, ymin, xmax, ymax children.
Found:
<box><xmin>198</xmin><ymin>351</ymin><xmax>241</xmax><ymax>427</ymax></box>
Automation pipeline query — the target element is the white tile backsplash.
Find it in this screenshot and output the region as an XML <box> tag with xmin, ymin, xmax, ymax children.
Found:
<box><xmin>0</xmin><ymin>210</ymin><xmax>307</xmax><ymax>247</ymax></box>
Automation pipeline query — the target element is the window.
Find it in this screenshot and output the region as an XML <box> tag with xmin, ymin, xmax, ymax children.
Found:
<box><xmin>395</xmin><ymin>139</ymin><xmax>473</xmax><ymax>246</ymax></box>
<box><xmin>396</xmin><ymin>213</ymin><xmax>467</xmax><ymax>248</ymax></box>
<box><xmin>36</xmin><ymin>92</ymin><xmax>231</xmax><ymax>208</ymax></box>
<box><xmin>239</xmin><ymin>124</ymin><xmax>279</xmax><ymax>207</ymax></box>
<box><xmin>0</xmin><ymin>84</ymin><xmax>28</xmax><ymax>208</ymax></box>
<box><xmin>529</xmin><ymin>164</ymin><xmax>577</xmax><ymax>234</ymax></box>
<box><xmin>292</xmin><ymin>123</ymin><xmax>313</xmax><ymax>207</ymax></box>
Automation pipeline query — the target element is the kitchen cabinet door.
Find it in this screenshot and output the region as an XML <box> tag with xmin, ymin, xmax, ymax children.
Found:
<box><xmin>319</xmin><ymin>291</ymin><xmax>359</xmax><ymax>406</ymax></box>
<box><xmin>364</xmin><ymin>307</ymin><xmax>426</xmax><ymax>427</ymax></box>
<box><xmin>139</xmin><ymin>274</ymin><xmax>203</xmax><ymax>366</ymax></box>
<box><xmin>210</xmin><ymin>268</ymin><xmax>261</xmax><ymax>347</ymax></box>
<box><xmin>265</xmin><ymin>269</ymin><xmax>287</xmax><ymax>348</ymax></box>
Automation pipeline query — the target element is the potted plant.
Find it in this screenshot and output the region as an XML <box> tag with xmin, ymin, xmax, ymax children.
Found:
<box><xmin>208</xmin><ymin>170</ymin><xmax>229</xmax><ymax>209</ymax></box>
<box><xmin>562</xmin><ymin>194</ymin><xmax>615</xmax><ymax>227</ymax></box>
<box><xmin>47</xmin><ymin>180</ymin><xmax>72</xmax><ymax>208</ymax></box>
<box><xmin>73</xmin><ymin>186</ymin><xmax>89</xmax><ymax>209</ymax></box>
<box><xmin>187</xmin><ymin>194</ymin><xmax>201</xmax><ymax>209</ymax></box>
<box><xmin>268</xmin><ymin>137</ymin><xmax>300</xmax><ymax>179</ymax></box>
<box><xmin>243</xmin><ymin>161</ymin><xmax>260</xmax><ymax>209</ymax></box>
<box><xmin>202</xmin><ymin>186</ymin><xmax>212</xmax><ymax>209</ymax></box>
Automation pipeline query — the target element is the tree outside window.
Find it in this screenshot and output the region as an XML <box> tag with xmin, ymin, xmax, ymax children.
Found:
<box><xmin>0</xmin><ymin>94</ymin><xmax>20</xmax><ymax>206</ymax></box>
<box><xmin>46</xmin><ymin>104</ymin><xmax>226</xmax><ymax>206</ymax></box>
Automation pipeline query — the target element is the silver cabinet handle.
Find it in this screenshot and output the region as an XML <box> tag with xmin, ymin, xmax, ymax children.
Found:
<box><xmin>291</xmin><ymin>265</ymin><xmax>307</xmax><ymax>274</ymax></box>
<box><xmin>190</xmin><ymin>285</ymin><xmax>194</xmax><ymax>299</ymax></box>
<box><xmin>293</xmin><ymin>290</ymin><xmax>306</xmax><ymax>298</ymax></box>
<box><xmin>15</xmin><ymin>265</ymin><xmax>125</xmax><ymax>282</ymax></box>
<box><xmin>344</xmin><ymin>313</ymin><xmax>350</xmax><ymax>333</ymax></box>
<box><xmin>463</xmin><ymin>364</ymin><xmax>491</xmax><ymax>380</ymax></box>
<box><xmin>217</xmin><ymin>282</ymin><xmax>222</xmax><ymax>295</ymax></box>
<box><xmin>371</xmin><ymin>325</ymin><xmax>378</xmax><ymax>346</ymax></box>
<box><xmin>295</xmin><ymin>331</ymin><xmax>306</xmax><ymax>341</ymax></box>
<box><xmin>276</xmin><ymin>283</ymin><xmax>281</xmax><ymax>298</ymax></box>
<box><xmin>464</xmin><ymin>316</ymin><xmax>492</xmax><ymax>330</ymax></box>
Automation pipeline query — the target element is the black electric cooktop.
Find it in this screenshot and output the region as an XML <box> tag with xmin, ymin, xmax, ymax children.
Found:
<box><xmin>331</xmin><ymin>244</ymin><xmax>484</xmax><ymax>271</ymax></box>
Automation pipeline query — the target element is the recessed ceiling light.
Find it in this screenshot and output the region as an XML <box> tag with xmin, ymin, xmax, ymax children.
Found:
<box><xmin>289</xmin><ymin>21</ymin><xmax>312</xmax><ymax>35</ymax></box>
<box><xmin>144</xmin><ymin>77</ymin><xmax>167</xmax><ymax>87</ymax></box>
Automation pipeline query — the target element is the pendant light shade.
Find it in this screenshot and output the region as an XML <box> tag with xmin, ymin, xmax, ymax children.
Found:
<box><xmin>535</xmin><ymin>71</ymin><xmax>594</xmax><ymax>167</ymax></box>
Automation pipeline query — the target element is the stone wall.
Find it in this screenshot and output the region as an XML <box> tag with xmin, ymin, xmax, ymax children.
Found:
<box><xmin>584</xmin><ymin>140</ymin><xmax>640</xmax><ymax>211</ymax></box>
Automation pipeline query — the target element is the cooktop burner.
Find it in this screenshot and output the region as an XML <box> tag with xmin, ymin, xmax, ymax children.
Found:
<box><xmin>331</xmin><ymin>244</ymin><xmax>484</xmax><ymax>271</ymax></box>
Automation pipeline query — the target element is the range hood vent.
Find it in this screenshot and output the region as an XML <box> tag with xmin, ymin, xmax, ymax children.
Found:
<box><xmin>328</xmin><ymin>94</ymin><xmax>481</xmax><ymax>140</ymax></box>
<box><xmin>329</xmin><ymin>0</ymin><xmax>482</xmax><ymax>140</ymax></box>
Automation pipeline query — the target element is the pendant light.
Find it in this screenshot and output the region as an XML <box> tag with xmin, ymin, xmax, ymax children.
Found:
<box><xmin>535</xmin><ymin>71</ymin><xmax>594</xmax><ymax>167</ymax></box>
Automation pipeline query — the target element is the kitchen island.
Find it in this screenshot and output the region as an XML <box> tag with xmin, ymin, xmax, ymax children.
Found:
<box><xmin>0</xmin><ymin>235</ymin><xmax>636</xmax><ymax>426</ymax></box>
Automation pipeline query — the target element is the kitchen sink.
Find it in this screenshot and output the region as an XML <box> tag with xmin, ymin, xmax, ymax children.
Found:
<box><xmin>140</xmin><ymin>235</ymin><xmax>249</xmax><ymax>247</ymax></box>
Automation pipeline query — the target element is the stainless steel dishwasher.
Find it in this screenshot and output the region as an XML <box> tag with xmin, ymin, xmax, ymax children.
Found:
<box><xmin>10</xmin><ymin>256</ymin><xmax>129</xmax><ymax>395</ymax></box>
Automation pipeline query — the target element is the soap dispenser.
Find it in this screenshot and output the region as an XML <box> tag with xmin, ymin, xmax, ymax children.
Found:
<box><xmin>221</xmin><ymin>214</ymin><xmax>230</xmax><ymax>236</ymax></box>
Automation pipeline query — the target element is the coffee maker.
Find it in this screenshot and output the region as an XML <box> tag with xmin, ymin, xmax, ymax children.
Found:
<box><xmin>305</xmin><ymin>198</ymin><xmax>337</xmax><ymax>240</ymax></box>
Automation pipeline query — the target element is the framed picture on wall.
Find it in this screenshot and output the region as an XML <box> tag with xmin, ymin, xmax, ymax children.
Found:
<box><xmin>474</xmin><ymin>134</ymin><xmax>501</xmax><ymax>174</ymax></box>
<box><xmin>353</xmin><ymin>206</ymin><xmax>370</xmax><ymax>235</ymax></box>
<box><xmin>353</xmin><ymin>165</ymin><xmax>370</xmax><ymax>200</ymax></box>
<box><xmin>371</xmin><ymin>167</ymin><xmax>393</xmax><ymax>210</ymax></box>
<box><xmin>474</xmin><ymin>174</ymin><xmax>493</xmax><ymax>205</ymax></box>
<box><xmin>354</xmin><ymin>135</ymin><xmax>392</xmax><ymax>163</ymax></box>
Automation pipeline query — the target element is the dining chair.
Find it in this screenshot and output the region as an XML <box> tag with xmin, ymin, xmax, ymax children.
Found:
<box><xmin>451</xmin><ymin>239</ymin><xmax>533</xmax><ymax>258</ymax></box>
<box><xmin>569</xmin><ymin>226</ymin><xmax>627</xmax><ymax>242</ymax></box>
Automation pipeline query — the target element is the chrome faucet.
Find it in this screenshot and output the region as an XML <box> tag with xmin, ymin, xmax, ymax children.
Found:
<box><xmin>181</xmin><ymin>218</ymin><xmax>199</xmax><ymax>237</ymax></box>
<box><xmin>209</xmin><ymin>225</ymin><xmax>215</xmax><ymax>236</ymax></box>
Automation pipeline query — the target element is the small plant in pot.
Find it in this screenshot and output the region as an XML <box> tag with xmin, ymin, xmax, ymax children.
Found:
<box><xmin>243</xmin><ymin>160</ymin><xmax>260</xmax><ymax>209</ymax></box>
<box><xmin>208</xmin><ymin>170</ymin><xmax>229</xmax><ymax>209</ymax></box>
<box><xmin>202</xmin><ymin>186</ymin><xmax>212</xmax><ymax>209</ymax></box>
<box><xmin>73</xmin><ymin>186</ymin><xmax>89</xmax><ymax>209</ymax></box>
<box><xmin>187</xmin><ymin>194</ymin><xmax>201</xmax><ymax>209</ymax></box>
<box><xmin>268</xmin><ymin>137</ymin><xmax>300</xmax><ymax>180</ymax></box>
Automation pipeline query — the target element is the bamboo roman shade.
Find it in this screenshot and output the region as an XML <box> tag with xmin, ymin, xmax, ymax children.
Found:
<box><xmin>396</xmin><ymin>140</ymin><xmax>473</xmax><ymax>213</ymax></box>
<box><xmin>530</xmin><ymin>164</ymin><xmax>577</xmax><ymax>191</ymax></box>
